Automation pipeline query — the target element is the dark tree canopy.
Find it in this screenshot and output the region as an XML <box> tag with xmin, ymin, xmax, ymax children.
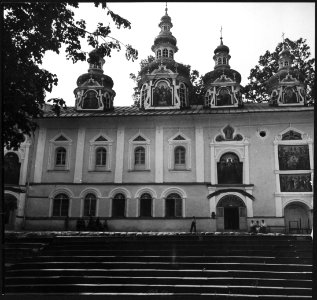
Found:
<box><xmin>243</xmin><ymin>38</ymin><xmax>315</xmax><ymax>103</ymax></box>
<box><xmin>3</xmin><ymin>2</ymin><xmax>138</xmax><ymax>150</ymax></box>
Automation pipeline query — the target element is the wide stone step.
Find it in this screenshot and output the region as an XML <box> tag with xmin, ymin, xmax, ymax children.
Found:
<box><xmin>5</xmin><ymin>268</ymin><xmax>312</xmax><ymax>280</ymax></box>
<box><xmin>42</xmin><ymin>249</ymin><xmax>312</xmax><ymax>258</ymax></box>
<box><xmin>7</xmin><ymin>261</ymin><xmax>312</xmax><ymax>272</ymax></box>
<box><xmin>4</xmin><ymin>283</ymin><xmax>312</xmax><ymax>296</ymax></box>
<box><xmin>52</xmin><ymin>240</ymin><xmax>312</xmax><ymax>249</ymax></box>
<box><xmin>5</xmin><ymin>275</ymin><xmax>312</xmax><ymax>288</ymax></box>
<box><xmin>18</xmin><ymin>255</ymin><xmax>312</xmax><ymax>264</ymax></box>
<box><xmin>3</xmin><ymin>292</ymin><xmax>312</xmax><ymax>299</ymax></box>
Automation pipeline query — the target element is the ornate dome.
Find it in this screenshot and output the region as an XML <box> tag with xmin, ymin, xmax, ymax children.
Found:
<box><xmin>136</xmin><ymin>5</ymin><xmax>193</xmax><ymax>110</ymax></box>
<box><xmin>266</xmin><ymin>38</ymin><xmax>306</xmax><ymax>106</ymax></box>
<box><xmin>203</xmin><ymin>68</ymin><xmax>242</xmax><ymax>85</ymax></box>
<box><xmin>266</xmin><ymin>69</ymin><xmax>305</xmax><ymax>93</ymax></box>
<box><xmin>73</xmin><ymin>48</ymin><xmax>116</xmax><ymax>111</ymax></box>
<box><xmin>203</xmin><ymin>35</ymin><xmax>243</xmax><ymax>108</ymax></box>
<box><xmin>214</xmin><ymin>38</ymin><xmax>230</xmax><ymax>54</ymax></box>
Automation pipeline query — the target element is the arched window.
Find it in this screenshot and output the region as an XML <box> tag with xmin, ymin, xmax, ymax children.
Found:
<box><xmin>217</xmin><ymin>152</ymin><xmax>243</xmax><ymax>184</ymax></box>
<box><xmin>205</xmin><ymin>90</ymin><xmax>213</xmax><ymax>107</ymax></box>
<box><xmin>169</xmin><ymin>50</ymin><xmax>174</xmax><ymax>59</ymax></box>
<box><xmin>174</xmin><ymin>146</ymin><xmax>186</xmax><ymax>170</ymax></box>
<box><xmin>163</xmin><ymin>48</ymin><xmax>168</xmax><ymax>57</ymax></box>
<box><xmin>157</xmin><ymin>50</ymin><xmax>162</xmax><ymax>59</ymax></box>
<box><xmin>53</xmin><ymin>193</ymin><xmax>69</xmax><ymax>217</ymax></box>
<box><xmin>217</xmin><ymin>57</ymin><xmax>222</xmax><ymax>65</ymax></box>
<box><xmin>96</xmin><ymin>147</ymin><xmax>107</xmax><ymax>166</ymax></box>
<box><xmin>166</xmin><ymin>193</ymin><xmax>182</xmax><ymax>217</ymax></box>
<box><xmin>55</xmin><ymin>147</ymin><xmax>66</xmax><ymax>166</ymax></box>
<box><xmin>84</xmin><ymin>193</ymin><xmax>97</xmax><ymax>216</ymax></box>
<box><xmin>4</xmin><ymin>153</ymin><xmax>21</xmax><ymax>185</ymax></box>
<box><xmin>135</xmin><ymin>146</ymin><xmax>145</xmax><ymax>166</ymax></box>
<box><xmin>141</xmin><ymin>85</ymin><xmax>147</xmax><ymax>107</ymax></box>
<box><xmin>140</xmin><ymin>193</ymin><xmax>152</xmax><ymax>217</ymax></box>
<box><xmin>112</xmin><ymin>193</ymin><xmax>126</xmax><ymax>217</ymax></box>
<box><xmin>284</xmin><ymin>61</ymin><xmax>289</xmax><ymax>66</ymax></box>
<box><xmin>179</xmin><ymin>83</ymin><xmax>186</xmax><ymax>107</ymax></box>
<box><xmin>103</xmin><ymin>92</ymin><xmax>111</xmax><ymax>109</ymax></box>
<box><xmin>222</xmin><ymin>57</ymin><xmax>227</xmax><ymax>64</ymax></box>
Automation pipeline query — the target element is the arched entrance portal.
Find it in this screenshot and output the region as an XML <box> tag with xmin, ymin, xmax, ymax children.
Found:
<box><xmin>284</xmin><ymin>201</ymin><xmax>312</xmax><ymax>233</ymax></box>
<box><xmin>216</xmin><ymin>195</ymin><xmax>247</xmax><ymax>231</ymax></box>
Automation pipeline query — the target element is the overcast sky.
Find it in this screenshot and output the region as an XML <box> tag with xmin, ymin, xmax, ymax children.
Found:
<box><xmin>41</xmin><ymin>2</ymin><xmax>315</xmax><ymax>107</ymax></box>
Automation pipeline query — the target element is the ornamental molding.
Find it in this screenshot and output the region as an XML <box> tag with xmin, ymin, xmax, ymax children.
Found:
<box><xmin>274</xmin><ymin>126</ymin><xmax>309</xmax><ymax>143</ymax></box>
<box><xmin>134</xmin><ymin>187</ymin><xmax>158</xmax><ymax>199</ymax></box>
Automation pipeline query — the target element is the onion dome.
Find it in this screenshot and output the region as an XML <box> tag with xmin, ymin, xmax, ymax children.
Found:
<box><xmin>136</xmin><ymin>5</ymin><xmax>192</xmax><ymax>110</ymax></box>
<box><xmin>74</xmin><ymin>49</ymin><xmax>116</xmax><ymax>111</ymax></box>
<box><xmin>266</xmin><ymin>37</ymin><xmax>306</xmax><ymax>106</ymax></box>
<box><xmin>202</xmin><ymin>34</ymin><xmax>243</xmax><ymax>108</ymax></box>
<box><xmin>214</xmin><ymin>37</ymin><xmax>230</xmax><ymax>54</ymax></box>
<box><xmin>151</xmin><ymin>6</ymin><xmax>178</xmax><ymax>60</ymax></box>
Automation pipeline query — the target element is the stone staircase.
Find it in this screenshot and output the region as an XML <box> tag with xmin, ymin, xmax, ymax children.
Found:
<box><xmin>4</xmin><ymin>234</ymin><xmax>313</xmax><ymax>298</ymax></box>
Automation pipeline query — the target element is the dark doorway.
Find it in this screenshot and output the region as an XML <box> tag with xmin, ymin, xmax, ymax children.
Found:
<box><xmin>224</xmin><ymin>207</ymin><xmax>239</xmax><ymax>230</ymax></box>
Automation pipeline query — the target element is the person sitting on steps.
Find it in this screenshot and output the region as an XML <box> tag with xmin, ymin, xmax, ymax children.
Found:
<box><xmin>259</xmin><ymin>220</ymin><xmax>267</xmax><ymax>233</ymax></box>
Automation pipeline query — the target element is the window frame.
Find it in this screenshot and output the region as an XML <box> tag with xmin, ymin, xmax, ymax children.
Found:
<box><xmin>83</xmin><ymin>193</ymin><xmax>97</xmax><ymax>217</ymax></box>
<box><xmin>112</xmin><ymin>193</ymin><xmax>126</xmax><ymax>218</ymax></box>
<box><xmin>174</xmin><ymin>146</ymin><xmax>186</xmax><ymax>170</ymax></box>
<box><xmin>52</xmin><ymin>193</ymin><xmax>70</xmax><ymax>217</ymax></box>
<box><xmin>179</xmin><ymin>83</ymin><xmax>186</xmax><ymax>107</ymax></box>
<box><xmin>165</xmin><ymin>193</ymin><xmax>183</xmax><ymax>218</ymax></box>
<box><xmin>168</xmin><ymin>133</ymin><xmax>191</xmax><ymax>171</ymax></box>
<box><xmin>128</xmin><ymin>133</ymin><xmax>151</xmax><ymax>171</ymax></box>
<box><xmin>48</xmin><ymin>133</ymin><xmax>72</xmax><ymax>171</ymax></box>
<box><xmin>274</xmin><ymin>128</ymin><xmax>313</xmax><ymax>194</ymax></box>
<box><xmin>88</xmin><ymin>134</ymin><xmax>113</xmax><ymax>171</ymax></box>
<box><xmin>139</xmin><ymin>193</ymin><xmax>153</xmax><ymax>217</ymax></box>
<box><xmin>95</xmin><ymin>147</ymin><xmax>107</xmax><ymax>167</ymax></box>
<box><xmin>163</xmin><ymin>48</ymin><xmax>168</xmax><ymax>58</ymax></box>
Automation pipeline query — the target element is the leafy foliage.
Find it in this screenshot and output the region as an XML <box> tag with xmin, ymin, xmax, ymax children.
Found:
<box><xmin>3</xmin><ymin>2</ymin><xmax>138</xmax><ymax>150</ymax></box>
<box><xmin>243</xmin><ymin>38</ymin><xmax>315</xmax><ymax>103</ymax></box>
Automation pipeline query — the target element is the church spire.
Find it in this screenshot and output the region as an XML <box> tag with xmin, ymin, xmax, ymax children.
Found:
<box><xmin>151</xmin><ymin>4</ymin><xmax>178</xmax><ymax>61</ymax></box>
<box><xmin>213</xmin><ymin>27</ymin><xmax>230</xmax><ymax>69</ymax></box>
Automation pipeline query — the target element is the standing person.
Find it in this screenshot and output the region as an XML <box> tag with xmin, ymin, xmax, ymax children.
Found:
<box><xmin>259</xmin><ymin>220</ymin><xmax>267</xmax><ymax>233</ymax></box>
<box><xmin>190</xmin><ymin>216</ymin><xmax>196</xmax><ymax>233</ymax></box>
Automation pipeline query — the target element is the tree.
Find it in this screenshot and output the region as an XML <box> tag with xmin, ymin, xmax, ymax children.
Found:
<box><xmin>3</xmin><ymin>2</ymin><xmax>138</xmax><ymax>150</ymax></box>
<box><xmin>243</xmin><ymin>38</ymin><xmax>315</xmax><ymax>103</ymax></box>
<box><xmin>129</xmin><ymin>56</ymin><xmax>204</xmax><ymax>107</ymax></box>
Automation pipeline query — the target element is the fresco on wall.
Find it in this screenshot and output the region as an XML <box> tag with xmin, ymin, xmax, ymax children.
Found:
<box><xmin>283</xmin><ymin>87</ymin><xmax>298</xmax><ymax>104</ymax></box>
<box><xmin>216</xmin><ymin>88</ymin><xmax>232</xmax><ymax>106</ymax></box>
<box><xmin>278</xmin><ymin>145</ymin><xmax>310</xmax><ymax>170</ymax></box>
<box><xmin>217</xmin><ymin>153</ymin><xmax>242</xmax><ymax>184</ymax></box>
<box><xmin>153</xmin><ymin>81</ymin><xmax>172</xmax><ymax>106</ymax></box>
<box><xmin>82</xmin><ymin>90</ymin><xmax>99</xmax><ymax>109</ymax></box>
<box><xmin>280</xmin><ymin>174</ymin><xmax>312</xmax><ymax>192</ymax></box>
